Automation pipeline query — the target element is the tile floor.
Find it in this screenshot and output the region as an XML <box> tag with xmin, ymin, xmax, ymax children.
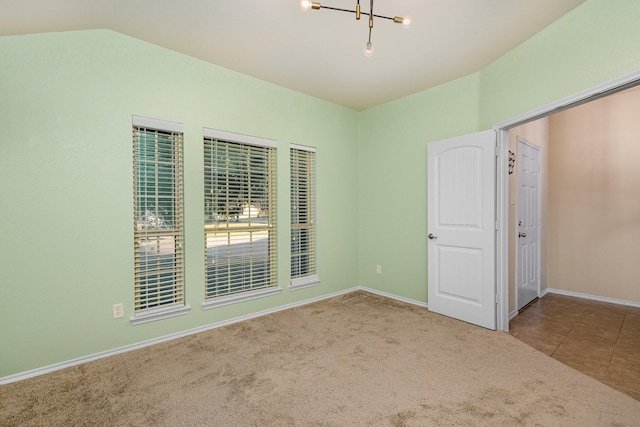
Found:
<box><xmin>509</xmin><ymin>293</ymin><xmax>640</xmax><ymax>401</ymax></box>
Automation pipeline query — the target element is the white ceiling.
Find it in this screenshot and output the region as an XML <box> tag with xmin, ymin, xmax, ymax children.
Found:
<box><xmin>0</xmin><ymin>0</ymin><xmax>586</xmax><ymax>110</ymax></box>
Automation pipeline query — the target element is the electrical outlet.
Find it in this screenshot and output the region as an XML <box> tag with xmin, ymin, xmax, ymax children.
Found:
<box><xmin>376</xmin><ymin>265</ymin><xmax>382</xmax><ymax>274</ymax></box>
<box><xmin>112</xmin><ymin>303</ymin><xmax>124</xmax><ymax>319</ymax></box>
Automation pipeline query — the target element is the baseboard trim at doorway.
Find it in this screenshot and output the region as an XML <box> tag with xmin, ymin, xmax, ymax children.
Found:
<box><xmin>544</xmin><ymin>288</ymin><xmax>640</xmax><ymax>309</ymax></box>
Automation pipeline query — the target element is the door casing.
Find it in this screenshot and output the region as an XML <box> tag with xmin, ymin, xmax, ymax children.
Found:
<box><xmin>493</xmin><ymin>69</ymin><xmax>640</xmax><ymax>331</ymax></box>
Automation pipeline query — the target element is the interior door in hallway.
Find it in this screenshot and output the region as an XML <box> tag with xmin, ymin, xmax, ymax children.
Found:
<box><xmin>516</xmin><ymin>137</ymin><xmax>541</xmax><ymax>310</ymax></box>
<box><xmin>427</xmin><ymin>130</ymin><xmax>496</xmax><ymax>330</ymax></box>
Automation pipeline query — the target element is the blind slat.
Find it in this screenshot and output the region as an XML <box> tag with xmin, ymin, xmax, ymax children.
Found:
<box><xmin>133</xmin><ymin>125</ymin><xmax>184</xmax><ymax>312</ymax></box>
<box><xmin>204</xmin><ymin>136</ymin><xmax>277</xmax><ymax>299</ymax></box>
<box><xmin>290</xmin><ymin>147</ymin><xmax>316</xmax><ymax>280</ymax></box>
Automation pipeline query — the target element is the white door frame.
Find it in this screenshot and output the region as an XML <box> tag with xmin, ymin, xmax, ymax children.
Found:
<box><xmin>493</xmin><ymin>69</ymin><xmax>640</xmax><ymax>331</ymax></box>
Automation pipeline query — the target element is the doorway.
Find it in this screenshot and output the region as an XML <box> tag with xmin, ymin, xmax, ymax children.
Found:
<box><xmin>495</xmin><ymin>69</ymin><xmax>640</xmax><ymax>331</ymax></box>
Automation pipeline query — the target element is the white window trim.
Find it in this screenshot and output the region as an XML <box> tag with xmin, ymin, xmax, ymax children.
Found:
<box><xmin>202</xmin><ymin>286</ymin><xmax>282</xmax><ymax>310</ymax></box>
<box><xmin>133</xmin><ymin>115</ymin><xmax>184</xmax><ymax>133</ymax></box>
<box><xmin>290</xmin><ymin>145</ymin><xmax>318</xmax><ymax>285</ymax></box>
<box><xmin>203</xmin><ymin>129</ymin><xmax>278</xmax><ymax>303</ymax></box>
<box><xmin>290</xmin><ymin>143</ymin><xmax>316</xmax><ymax>152</ymax></box>
<box><xmin>290</xmin><ymin>274</ymin><xmax>320</xmax><ymax>291</ymax></box>
<box><xmin>129</xmin><ymin>303</ymin><xmax>191</xmax><ymax>326</ymax></box>
<box><xmin>203</xmin><ymin>127</ymin><xmax>277</xmax><ymax>148</ymax></box>
<box><xmin>132</xmin><ymin>115</ymin><xmax>186</xmax><ymax>322</ymax></box>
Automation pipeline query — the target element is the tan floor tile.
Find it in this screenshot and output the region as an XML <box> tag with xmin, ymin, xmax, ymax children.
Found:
<box><xmin>614</xmin><ymin>338</ymin><xmax>640</xmax><ymax>360</ymax></box>
<box><xmin>552</xmin><ymin>351</ymin><xmax>610</xmax><ymax>379</ymax></box>
<box><xmin>561</xmin><ymin>331</ymin><xmax>618</xmax><ymax>352</ymax></box>
<box><xmin>513</xmin><ymin>331</ymin><xmax>562</xmax><ymax>356</ymax></box>
<box><xmin>511</xmin><ymin>294</ymin><xmax>640</xmax><ymax>402</ymax></box>
<box><xmin>624</xmin><ymin>306</ymin><xmax>640</xmax><ymax>318</ymax></box>
<box><xmin>621</xmin><ymin>316</ymin><xmax>640</xmax><ymax>336</ymax></box>
<box><xmin>599</xmin><ymin>379</ymin><xmax>640</xmax><ymax>401</ymax></box>
<box><xmin>606</xmin><ymin>359</ymin><xmax>640</xmax><ymax>393</ymax></box>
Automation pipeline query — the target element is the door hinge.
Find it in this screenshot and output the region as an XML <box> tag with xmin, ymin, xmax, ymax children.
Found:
<box><xmin>495</xmin><ymin>146</ymin><xmax>499</xmax><ymax>157</ymax></box>
<box><xmin>495</xmin><ymin>220</ymin><xmax>499</xmax><ymax>230</ymax></box>
<box><xmin>495</xmin><ymin>294</ymin><xmax>499</xmax><ymax>304</ymax></box>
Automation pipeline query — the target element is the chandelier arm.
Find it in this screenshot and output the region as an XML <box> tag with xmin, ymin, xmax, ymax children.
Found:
<box><xmin>318</xmin><ymin>5</ymin><xmax>359</xmax><ymax>14</ymax></box>
<box><xmin>371</xmin><ymin>14</ymin><xmax>395</xmax><ymax>21</ymax></box>
<box><xmin>317</xmin><ymin>5</ymin><xmax>396</xmax><ymax>21</ymax></box>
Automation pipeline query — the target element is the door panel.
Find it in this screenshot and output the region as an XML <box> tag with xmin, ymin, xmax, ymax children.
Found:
<box><xmin>427</xmin><ymin>130</ymin><xmax>496</xmax><ymax>330</ymax></box>
<box><xmin>516</xmin><ymin>138</ymin><xmax>541</xmax><ymax>310</ymax></box>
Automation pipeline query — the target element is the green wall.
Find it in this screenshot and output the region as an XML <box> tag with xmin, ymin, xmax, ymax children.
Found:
<box><xmin>357</xmin><ymin>0</ymin><xmax>640</xmax><ymax>300</ymax></box>
<box><xmin>357</xmin><ymin>73</ymin><xmax>481</xmax><ymax>302</ymax></box>
<box><xmin>0</xmin><ymin>30</ymin><xmax>359</xmax><ymax>378</ymax></box>
<box><xmin>479</xmin><ymin>0</ymin><xmax>640</xmax><ymax>127</ymax></box>
<box><xmin>3</xmin><ymin>0</ymin><xmax>640</xmax><ymax>379</ymax></box>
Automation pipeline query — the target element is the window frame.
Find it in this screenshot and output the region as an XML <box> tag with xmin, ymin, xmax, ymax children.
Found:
<box><xmin>202</xmin><ymin>128</ymin><xmax>280</xmax><ymax>310</ymax></box>
<box><xmin>131</xmin><ymin>115</ymin><xmax>190</xmax><ymax>325</ymax></box>
<box><xmin>290</xmin><ymin>144</ymin><xmax>319</xmax><ymax>290</ymax></box>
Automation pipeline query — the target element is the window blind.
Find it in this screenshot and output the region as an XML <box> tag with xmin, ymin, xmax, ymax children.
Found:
<box><xmin>133</xmin><ymin>118</ymin><xmax>184</xmax><ymax>312</ymax></box>
<box><xmin>290</xmin><ymin>145</ymin><xmax>316</xmax><ymax>280</ymax></box>
<box><xmin>204</xmin><ymin>130</ymin><xmax>277</xmax><ymax>299</ymax></box>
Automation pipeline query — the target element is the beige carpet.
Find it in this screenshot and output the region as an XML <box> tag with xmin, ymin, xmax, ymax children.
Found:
<box><xmin>2</xmin><ymin>291</ymin><xmax>640</xmax><ymax>426</ymax></box>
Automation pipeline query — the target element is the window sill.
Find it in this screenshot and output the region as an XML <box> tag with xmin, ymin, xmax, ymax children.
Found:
<box><xmin>202</xmin><ymin>286</ymin><xmax>282</xmax><ymax>310</ymax></box>
<box><xmin>129</xmin><ymin>304</ymin><xmax>191</xmax><ymax>326</ymax></box>
<box><xmin>290</xmin><ymin>275</ymin><xmax>320</xmax><ymax>291</ymax></box>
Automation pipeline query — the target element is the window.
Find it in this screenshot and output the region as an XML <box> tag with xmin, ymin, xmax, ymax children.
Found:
<box><xmin>290</xmin><ymin>144</ymin><xmax>319</xmax><ymax>289</ymax></box>
<box><xmin>132</xmin><ymin>116</ymin><xmax>189</xmax><ymax>324</ymax></box>
<box><xmin>202</xmin><ymin>129</ymin><xmax>279</xmax><ymax>309</ymax></box>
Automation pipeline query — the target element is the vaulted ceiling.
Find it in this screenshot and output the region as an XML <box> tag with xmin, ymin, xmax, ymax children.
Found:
<box><xmin>0</xmin><ymin>0</ymin><xmax>586</xmax><ymax>110</ymax></box>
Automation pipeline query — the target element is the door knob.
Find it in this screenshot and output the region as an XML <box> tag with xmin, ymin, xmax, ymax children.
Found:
<box><xmin>518</xmin><ymin>232</ymin><xmax>527</xmax><ymax>238</ymax></box>
<box><xmin>428</xmin><ymin>233</ymin><xmax>437</xmax><ymax>240</ymax></box>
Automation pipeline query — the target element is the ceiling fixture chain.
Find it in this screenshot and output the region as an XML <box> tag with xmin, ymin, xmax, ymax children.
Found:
<box><xmin>300</xmin><ymin>0</ymin><xmax>412</xmax><ymax>57</ymax></box>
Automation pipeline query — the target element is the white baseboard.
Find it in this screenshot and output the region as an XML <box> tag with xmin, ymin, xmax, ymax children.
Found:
<box><xmin>359</xmin><ymin>287</ymin><xmax>428</xmax><ymax>309</ymax></box>
<box><xmin>544</xmin><ymin>288</ymin><xmax>640</xmax><ymax>308</ymax></box>
<box><xmin>0</xmin><ymin>286</ymin><xmax>360</xmax><ymax>385</ymax></box>
<box><xmin>508</xmin><ymin>309</ymin><xmax>519</xmax><ymax>321</ymax></box>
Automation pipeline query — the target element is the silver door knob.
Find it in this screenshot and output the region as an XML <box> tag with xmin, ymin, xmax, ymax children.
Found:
<box><xmin>428</xmin><ymin>233</ymin><xmax>437</xmax><ymax>240</ymax></box>
<box><xmin>518</xmin><ymin>232</ymin><xmax>527</xmax><ymax>238</ymax></box>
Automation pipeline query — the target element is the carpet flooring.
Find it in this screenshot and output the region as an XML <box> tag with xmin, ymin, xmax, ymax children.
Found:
<box><xmin>2</xmin><ymin>291</ymin><xmax>640</xmax><ymax>426</ymax></box>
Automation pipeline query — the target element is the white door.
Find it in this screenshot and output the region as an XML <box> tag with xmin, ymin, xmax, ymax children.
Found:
<box><xmin>427</xmin><ymin>130</ymin><xmax>496</xmax><ymax>330</ymax></box>
<box><xmin>516</xmin><ymin>138</ymin><xmax>541</xmax><ymax>310</ymax></box>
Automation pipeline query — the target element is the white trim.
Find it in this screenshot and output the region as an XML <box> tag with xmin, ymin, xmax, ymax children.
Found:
<box><xmin>496</xmin><ymin>129</ymin><xmax>509</xmax><ymax>331</ymax></box>
<box><xmin>1</xmin><ymin>287</ymin><xmax>360</xmax><ymax>385</ymax></box>
<box><xmin>540</xmin><ymin>287</ymin><xmax>550</xmax><ymax>298</ymax></box>
<box><xmin>132</xmin><ymin>115</ymin><xmax>183</xmax><ymax>133</ymax></box>
<box><xmin>202</xmin><ymin>287</ymin><xmax>282</xmax><ymax>310</ymax></box>
<box><xmin>290</xmin><ymin>274</ymin><xmax>320</xmax><ymax>291</ymax></box>
<box><xmin>493</xmin><ymin>69</ymin><xmax>640</xmax><ymax>333</ymax></box>
<box><xmin>203</xmin><ymin>127</ymin><xmax>277</xmax><ymax>148</ymax></box>
<box><xmin>544</xmin><ymin>288</ymin><xmax>640</xmax><ymax>309</ymax></box>
<box><xmin>290</xmin><ymin>143</ymin><xmax>316</xmax><ymax>152</ymax></box>
<box><xmin>494</xmin><ymin>69</ymin><xmax>640</xmax><ymax>130</ymax></box>
<box><xmin>360</xmin><ymin>287</ymin><xmax>428</xmax><ymax>308</ymax></box>
<box><xmin>129</xmin><ymin>304</ymin><xmax>191</xmax><ymax>326</ymax></box>
<box><xmin>508</xmin><ymin>309</ymin><xmax>519</xmax><ymax>321</ymax></box>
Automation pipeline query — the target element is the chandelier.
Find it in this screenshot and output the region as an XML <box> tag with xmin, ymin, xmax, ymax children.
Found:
<box><xmin>300</xmin><ymin>0</ymin><xmax>412</xmax><ymax>57</ymax></box>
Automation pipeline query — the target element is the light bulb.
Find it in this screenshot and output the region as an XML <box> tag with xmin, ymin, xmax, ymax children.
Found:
<box><xmin>364</xmin><ymin>42</ymin><xmax>374</xmax><ymax>57</ymax></box>
<box><xmin>300</xmin><ymin>0</ymin><xmax>320</xmax><ymax>11</ymax></box>
<box><xmin>402</xmin><ymin>16</ymin><xmax>412</xmax><ymax>28</ymax></box>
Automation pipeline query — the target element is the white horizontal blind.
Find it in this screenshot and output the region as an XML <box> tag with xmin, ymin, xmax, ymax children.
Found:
<box><xmin>290</xmin><ymin>146</ymin><xmax>316</xmax><ymax>279</ymax></box>
<box><xmin>133</xmin><ymin>121</ymin><xmax>184</xmax><ymax>312</ymax></box>
<box><xmin>204</xmin><ymin>133</ymin><xmax>277</xmax><ymax>298</ymax></box>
